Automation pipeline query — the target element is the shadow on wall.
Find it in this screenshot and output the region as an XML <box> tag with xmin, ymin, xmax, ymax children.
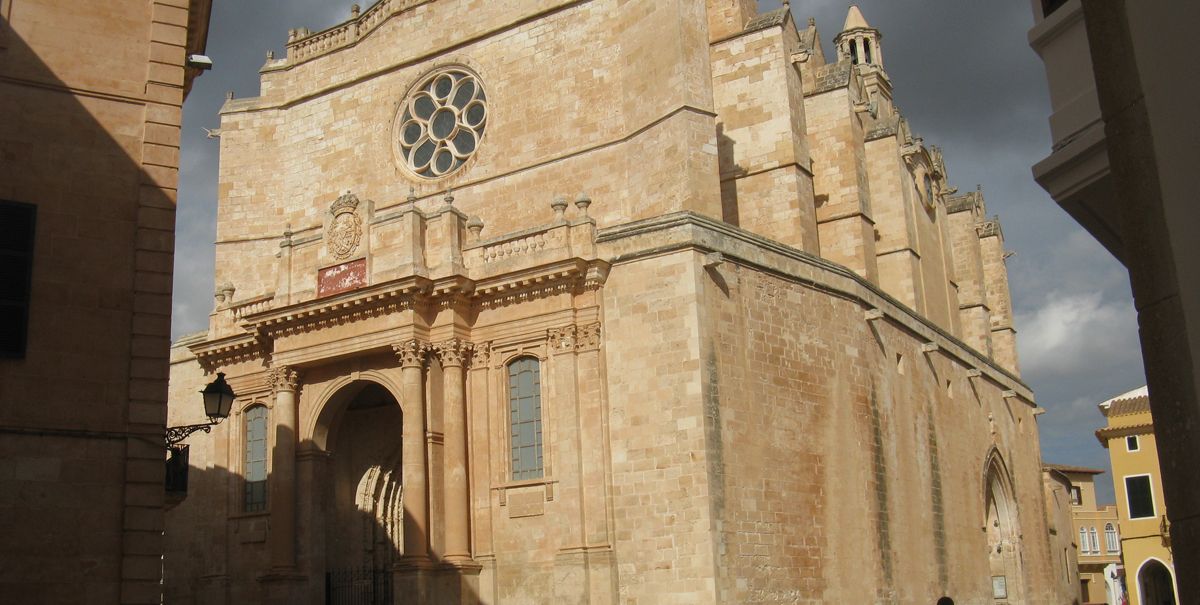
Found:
<box><xmin>164</xmin><ymin>393</ymin><xmax>482</xmax><ymax>604</ymax></box>
<box><xmin>0</xmin><ymin>16</ymin><xmax>184</xmax><ymax>604</ymax></box>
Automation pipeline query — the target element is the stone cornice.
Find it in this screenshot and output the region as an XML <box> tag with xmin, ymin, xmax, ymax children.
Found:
<box><xmin>597</xmin><ymin>211</ymin><xmax>1034</xmax><ymax>403</ymax></box>
<box><xmin>189</xmin><ymin>332</ymin><xmax>268</xmax><ymax>372</ymax></box>
<box><xmin>241</xmin><ymin>277</ymin><xmax>430</xmax><ymax>338</ymax></box>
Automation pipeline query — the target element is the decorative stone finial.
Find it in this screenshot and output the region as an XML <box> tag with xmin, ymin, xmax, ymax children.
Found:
<box><xmin>574</xmin><ymin>193</ymin><xmax>592</xmax><ymax>218</ymax></box>
<box><xmin>266</xmin><ymin>50</ymin><xmax>274</xmax><ymax>61</ymax></box>
<box><xmin>443</xmin><ymin>187</ymin><xmax>455</xmax><ymax>208</ymax></box>
<box><xmin>280</xmin><ymin>222</ymin><xmax>294</xmax><ymax>247</ymax></box>
<box><xmin>467</xmin><ymin>216</ymin><xmax>484</xmax><ymax>240</ymax></box>
<box><xmin>551</xmin><ymin>196</ymin><xmax>569</xmax><ymax>221</ymax></box>
<box><xmin>808</xmin><ymin>17</ymin><xmax>815</xmax><ymax>27</ymax></box>
<box><xmin>406</xmin><ymin>186</ymin><xmax>418</xmax><ymax>207</ymax></box>
<box><xmin>225</xmin><ymin>91</ymin><xmax>234</xmax><ymax>101</ymax></box>
<box><xmin>351</xmin><ymin>3</ymin><xmax>360</xmax><ymax>18</ymax></box>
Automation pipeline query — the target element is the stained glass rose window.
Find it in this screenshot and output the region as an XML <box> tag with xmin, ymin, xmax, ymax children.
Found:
<box><xmin>397</xmin><ymin>68</ymin><xmax>487</xmax><ymax>179</ymax></box>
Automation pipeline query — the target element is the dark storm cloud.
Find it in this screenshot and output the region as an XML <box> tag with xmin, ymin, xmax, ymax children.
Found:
<box><xmin>175</xmin><ymin>0</ymin><xmax>1144</xmax><ymax>502</ymax></box>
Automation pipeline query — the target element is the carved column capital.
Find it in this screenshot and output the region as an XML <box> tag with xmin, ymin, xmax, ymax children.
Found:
<box><xmin>548</xmin><ymin>325</ymin><xmax>577</xmax><ymax>353</ymax></box>
<box><xmin>392</xmin><ymin>339</ymin><xmax>430</xmax><ymax>368</ymax></box>
<box><xmin>577</xmin><ymin>322</ymin><xmax>601</xmax><ymax>351</ymax></box>
<box><xmin>432</xmin><ymin>338</ymin><xmax>474</xmax><ymax>368</ymax></box>
<box><xmin>269</xmin><ymin>366</ymin><xmax>301</xmax><ymax>393</ymax></box>
<box><xmin>471</xmin><ymin>342</ymin><xmax>493</xmax><ymax>368</ymax></box>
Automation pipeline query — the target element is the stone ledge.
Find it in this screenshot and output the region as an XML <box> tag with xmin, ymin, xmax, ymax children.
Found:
<box><xmin>596</xmin><ymin>211</ymin><xmax>1034</xmax><ymax>402</ymax></box>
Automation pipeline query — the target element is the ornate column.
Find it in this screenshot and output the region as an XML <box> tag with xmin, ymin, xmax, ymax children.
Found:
<box><xmin>268</xmin><ymin>366</ymin><xmax>300</xmax><ymax>571</ymax></box>
<box><xmin>433</xmin><ymin>338</ymin><xmax>474</xmax><ymax>564</ymax></box>
<box><xmin>392</xmin><ymin>340</ymin><xmax>431</xmax><ymax>563</ymax></box>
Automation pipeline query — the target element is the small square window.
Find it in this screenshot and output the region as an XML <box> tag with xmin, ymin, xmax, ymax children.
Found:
<box><xmin>1126</xmin><ymin>435</ymin><xmax>1140</xmax><ymax>452</ymax></box>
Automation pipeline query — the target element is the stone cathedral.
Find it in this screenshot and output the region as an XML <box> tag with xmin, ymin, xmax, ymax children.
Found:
<box><xmin>165</xmin><ymin>2</ymin><xmax>1066</xmax><ymax>604</ymax></box>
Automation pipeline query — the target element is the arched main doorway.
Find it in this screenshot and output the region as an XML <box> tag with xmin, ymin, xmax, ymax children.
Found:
<box><xmin>323</xmin><ymin>381</ymin><xmax>405</xmax><ymax>603</ymax></box>
<box><xmin>1138</xmin><ymin>559</ymin><xmax>1177</xmax><ymax>605</ymax></box>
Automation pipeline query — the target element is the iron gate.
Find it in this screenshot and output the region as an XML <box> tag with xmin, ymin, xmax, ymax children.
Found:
<box><xmin>325</xmin><ymin>567</ymin><xmax>392</xmax><ymax>605</ymax></box>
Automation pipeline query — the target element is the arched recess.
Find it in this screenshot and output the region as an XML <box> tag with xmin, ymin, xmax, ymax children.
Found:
<box><xmin>1136</xmin><ymin>557</ymin><xmax>1178</xmax><ymax>605</ymax></box>
<box><xmin>982</xmin><ymin>449</ymin><xmax>1026</xmax><ymax>603</ymax></box>
<box><xmin>305</xmin><ymin>370</ymin><xmax>406</xmax><ymax>452</ymax></box>
<box><xmin>306</xmin><ymin>375</ymin><xmax>408</xmax><ymax>572</ymax></box>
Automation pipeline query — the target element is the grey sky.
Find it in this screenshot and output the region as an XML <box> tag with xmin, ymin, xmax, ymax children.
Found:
<box><xmin>175</xmin><ymin>0</ymin><xmax>1144</xmax><ymax>503</ymax></box>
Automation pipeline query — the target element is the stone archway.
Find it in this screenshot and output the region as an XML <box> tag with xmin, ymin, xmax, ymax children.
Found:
<box><xmin>1137</xmin><ymin>558</ymin><xmax>1177</xmax><ymax>605</ymax></box>
<box><xmin>326</xmin><ymin>381</ymin><xmax>405</xmax><ymax>571</ymax></box>
<box><xmin>983</xmin><ymin>451</ymin><xmax>1025</xmax><ymax>603</ymax></box>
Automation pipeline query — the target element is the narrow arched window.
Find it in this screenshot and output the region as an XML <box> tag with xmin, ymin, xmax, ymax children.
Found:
<box><xmin>509</xmin><ymin>358</ymin><xmax>543</xmax><ymax>480</ymax></box>
<box><xmin>864</xmin><ymin>39</ymin><xmax>873</xmax><ymax>64</ymax></box>
<box><xmin>1089</xmin><ymin>526</ymin><xmax>1100</xmax><ymax>554</ymax></box>
<box><xmin>244</xmin><ymin>405</ymin><xmax>268</xmax><ymax>512</ymax></box>
<box><xmin>1104</xmin><ymin>523</ymin><xmax>1119</xmax><ymax>553</ymax></box>
<box><xmin>850</xmin><ymin>40</ymin><xmax>859</xmax><ymax>65</ymax></box>
<box><xmin>1079</xmin><ymin>527</ymin><xmax>1089</xmax><ymax>553</ymax></box>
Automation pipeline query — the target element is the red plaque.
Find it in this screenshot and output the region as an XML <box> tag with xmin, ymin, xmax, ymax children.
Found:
<box><xmin>318</xmin><ymin>258</ymin><xmax>367</xmax><ymax>297</ymax></box>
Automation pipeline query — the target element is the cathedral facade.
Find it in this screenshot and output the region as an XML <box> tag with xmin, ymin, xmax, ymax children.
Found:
<box><xmin>165</xmin><ymin>2</ymin><xmax>1065</xmax><ymax>603</ymax></box>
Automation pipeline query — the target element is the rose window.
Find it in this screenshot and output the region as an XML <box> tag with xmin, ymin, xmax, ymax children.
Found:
<box><xmin>397</xmin><ymin>68</ymin><xmax>487</xmax><ymax>179</ymax></box>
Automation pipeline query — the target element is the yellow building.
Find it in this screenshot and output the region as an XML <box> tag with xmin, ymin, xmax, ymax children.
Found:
<box><xmin>1045</xmin><ymin>463</ymin><xmax>1123</xmax><ymax>604</ymax></box>
<box><xmin>1097</xmin><ymin>387</ymin><xmax>1179</xmax><ymax>605</ymax></box>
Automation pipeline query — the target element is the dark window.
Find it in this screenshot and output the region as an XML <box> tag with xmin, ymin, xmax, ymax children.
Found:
<box><xmin>0</xmin><ymin>200</ymin><xmax>36</xmax><ymax>358</ymax></box>
<box><xmin>1125</xmin><ymin>475</ymin><xmax>1154</xmax><ymax>519</ymax></box>
<box><xmin>1041</xmin><ymin>0</ymin><xmax>1068</xmax><ymax>18</ymax></box>
<box><xmin>1070</xmin><ymin>485</ymin><xmax>1081</xmax><ymax>506</ymax></box>
<box><xmin>509</xmin><ymin>357</ymin><xmax>543</xmax><ymax>480</ymax></box>
<box><xmin>864</xmin><ymin>39</ymin><xmax>873</xmax><ymax>65</ymax></box>
<box><xmin>1126</xmin><ymin>435</ymin><xmax>1139</xmax><ymax>451</ymax></box>
<box><xmin>849</xmin><ymin>40</ymin><xmax>859</xmax><ymax>65</ymax></box>
<box><xmin>244</xmin><ymin>406</ymin><xmax>268</xmax><ymax>512</ymax></box>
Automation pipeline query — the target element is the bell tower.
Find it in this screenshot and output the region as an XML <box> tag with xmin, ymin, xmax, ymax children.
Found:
<box><xmin>834</xmin><ymin>5</ymin><xmax>882</xmax><ymax>68</ymax></box>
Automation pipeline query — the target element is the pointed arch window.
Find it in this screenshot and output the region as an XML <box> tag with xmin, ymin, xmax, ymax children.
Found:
<box><xmin>244</xmin><ymin>405</ymin><xmax>268</xmax><ymax>512</ymax></box>
<box><xmin>508</xmin><ymin>357</ymin><xmax>543</xmax><ymax>480</ymax></box>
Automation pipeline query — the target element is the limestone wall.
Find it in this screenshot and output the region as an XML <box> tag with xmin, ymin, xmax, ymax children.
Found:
<box><xmin>213</xmin><ymin>0</ymin><xmax>721</xmax><ymax>309</ymax></box>
<box><xmin>0</xmin><ymin>1</ymin><xmax>206</xmax><ymax>602</ymax></box>
<box><xmin>711</xmin><ymin>18</ymin><xmax>818</xmax><ymax>254</ymax></box>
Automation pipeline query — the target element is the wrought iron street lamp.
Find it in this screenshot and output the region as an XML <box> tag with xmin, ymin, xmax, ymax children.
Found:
<box><xmin>166</xmin><ymin>372</ymin><xmax>236</xmax><ymax>445</ymax></box>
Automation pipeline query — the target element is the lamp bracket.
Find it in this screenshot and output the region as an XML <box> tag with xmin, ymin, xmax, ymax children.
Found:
<box><xmin>166</xmin><ymin>421</ymin><xmax>216</xmax><ymax>446</ymax></box>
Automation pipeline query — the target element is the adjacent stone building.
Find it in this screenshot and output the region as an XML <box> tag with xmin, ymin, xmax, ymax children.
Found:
<box><xmin>166</xmin><ymin>2</ymin><xmax>1058</xmax><ymax>603</ymax></box>
<box><xmin>0</xmin><ymin>0</ymin><xmax>211</xmax><ymax>603</ymax></box>
<box><xmin>1045</xmin><ymin>463</ymin><xmax>1123</xmax><ymax>604</ymax></box>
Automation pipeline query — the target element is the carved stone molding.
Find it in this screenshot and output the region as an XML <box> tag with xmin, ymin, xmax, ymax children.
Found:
<box><xmin>433</xmin><ymin>338</ymin><xmax>474</xmax><ymax>368</ymax></box>
<box><xmin>269</xmin><ymin>366</ymin><xmax>301</xmax><ymax>393</ymax></box>
<box><xmin>471</xmin><ymin>342</ymin><xmax>493</xmax><ymax>368</ymax></box>
<box><xmin>392</xmin><ymin>339</ymin><xmax>430</xmax><ymax>368</ymax></box>
<box><xmin>547</xmin><ymin>323</ymin><xmax>601</xmax><ymax>354</ymax></box>
<box><xmin>577</xmin><ymin>322</ymin><xmax>601</xmax><ymax>351</ymax></box>
<box><xmin>547</xmin><ymin>325</ymin><xmax>576</xmax><ymax>353</ymax></box>
<box><xmin>326</xmin><ymin>192</ymin><xmax>363</xmax><ymax>260</ymax></box>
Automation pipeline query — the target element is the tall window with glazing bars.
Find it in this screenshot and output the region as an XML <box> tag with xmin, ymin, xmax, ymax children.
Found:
<box><xmin>508</xmin><ymin>358</ymin><xmax>543</xmax><ymax>480</ymax></box>
<box><xmin>244</xmin><ymin>405</ymin><xmax>268</xmax><ymax>512</ymax></box>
